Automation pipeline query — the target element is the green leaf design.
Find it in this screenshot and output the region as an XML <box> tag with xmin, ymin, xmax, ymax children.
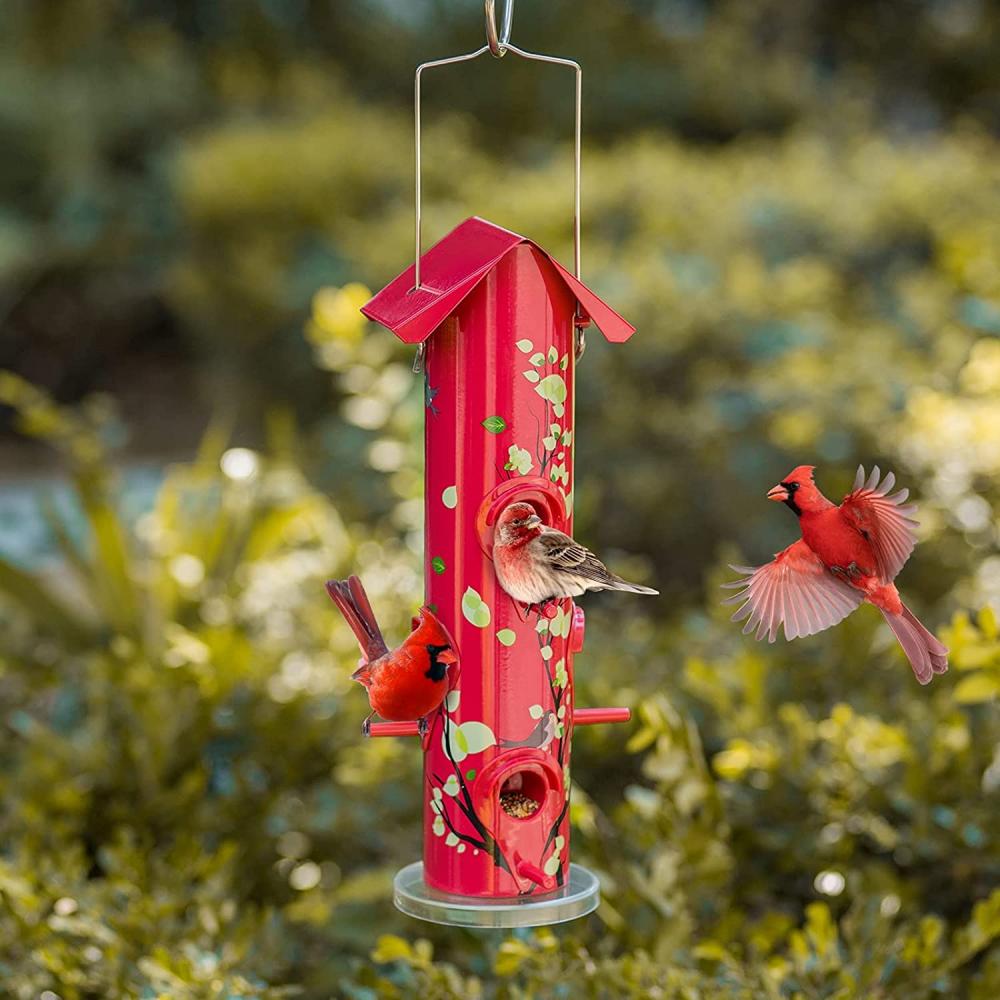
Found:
<box><xmin>506</xmin><ymin>445</ymin><xmax>533</xmax><ymax>476</ymax></box>
<box><xmin>496</xmin><ymin>628</ymin><xmax>516</xmax><ymax>647</ymax></box>
<box><xmin>482</xmin><ymin>415</ymin><xmax>507</xmax><ymax>434</ymax></box>
<box><xmin>560</xmin><ymin>353</ymin><xmax>569</xmax><ymax>371</ymax></box>
<box><xmin>515</xmin><ymin>339</ymin><xmax>533</xmax><ymax>354</ymax></box>
<box><xmin>465</xmin><ymin>768</ymin><xmax>477</xmax><ymax>780</ymax></box>
<box><xmin>523</xmin><ymin>370</ymin><xmax>541</xmax><ymax>384</ymax></box>
<box><xmin>562</xmin><ymin>429</ymin><xmax>573</xmax><ymax>445</ymax></box>
<box><xmin>461</xmin><ymin>587</ymin><xmax>491</xmax><ymax>628</ymax></box>
<box><xmin>543</xmin><ymin>435</ymin><xmax>557</xmax><ymax>451</ymax></box>
<box><xmin>535</xmin><ymin>374</ymin><xmax>568</xmax><ymax>406</ymax></box>
<box><xmin>431</xmin><ymin>556</ymin><xmax>446</xmax><ymax>574</ymax></box>
<box><xmin>459</xmin><ymin>721</ymin><xmax>497</xmax><ymax>754</ymax></box>
<box><xmin>529</xmin><ymin>704</ymin><xmax>544</xmax><ymax>719</ymax></box>
<box><xmin>547</xmin><ymin>346</ymin><xmax>558</xmax><ymax>363</ymax></box>
<box><xmin>529</xmin><ymin>352</ymin><xmax>545</xmax><ymax>367</ymax></box>
<box><xmin>442</xmin><ymin>486</ymin><xmax>458</xmax><ymax>509</ymax></box>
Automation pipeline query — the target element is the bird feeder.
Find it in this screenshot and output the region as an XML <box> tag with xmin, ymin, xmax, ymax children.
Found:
<box><xmin>357</xmin><ymin>2</ymin><xmax>638</xmax><ymax>928</ymax></box>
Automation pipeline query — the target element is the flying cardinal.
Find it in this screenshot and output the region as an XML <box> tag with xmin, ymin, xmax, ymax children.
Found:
<box><xmin>724</xmin><ymin>465</ymin><xmax>948</xmax><ymax>684</ymax></box>
<box><xmin>326</xmin><ymin>575</ymin><xmax>458</xmax><ymax>734</ymax></box>
<box><xmin>492</xmin><ymin>502</ymin><xmax>658</xmax><ymax>615</ymax></box>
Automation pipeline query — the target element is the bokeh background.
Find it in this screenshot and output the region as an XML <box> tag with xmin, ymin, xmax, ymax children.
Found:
<box><xmin>2</xmin><ymin>1</ymin><xmax>1000</xmax><ymax>996</ymax></box>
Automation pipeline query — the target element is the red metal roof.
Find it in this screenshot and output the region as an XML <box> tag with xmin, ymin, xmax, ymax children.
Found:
<box><xmin>361</xmin><ymin>216</ymin><xmax>635</xmax><ymax>344</ymax></box>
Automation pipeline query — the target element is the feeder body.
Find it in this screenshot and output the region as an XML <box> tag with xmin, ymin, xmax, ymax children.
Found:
<box><xmin>421</xmin><ymin>245</ymin><xmax>579</xmax><ymax>896</ymax></box>
<box><xmin>362</xmin><ymin>218</ymin><xmax>635</xmax><ymax>903</ymax></box>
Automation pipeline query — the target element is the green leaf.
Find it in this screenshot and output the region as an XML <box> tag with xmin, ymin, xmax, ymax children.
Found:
<box><xmin>372</xmin><ymin>935</ymin><xmax>414</xmax><ymax>964</ymax></box>
<box><xmin>515</xmin><ymin>339</ymin><xmax>533</xmax><ymax>354</ymax></box>
<box><xmin>0</xmin><ymin>556</ymin><xmax>93</xmax><ymax>649</ymax></box>
<box><xmin>529</xmin><ymin>704</ymin><xmax>544</xmax><ymax>719</ymax></box>
<box><xmin>953</xmin><ymin>673</ymin><xmax>1000</xmax><ymax>704</ymax></box>
<box><xmin>461</xmin><ymin>587</ymin><xmax>491</xmax><ymax>628</ymax></box>
<box><xmin>481</xmin><ymin>415</ymin><xmax>507</xmax><ymax>434</ymax></box>
<box><xmin>523</xmin><ymin>370</ymin><xmax>541</xmax><ymax>384</ymax></box>
<box><xmin>547</xmin><ymin>345</ymin><xmax>558</xmax><ymax>363</ymax></box>
<box><xmin>496</xmin><ymin>628</ymin><xmax>516</xmax><ymax>646</ymax></box>
<box><xmin>535</xmin><ymin>373</ymin><xmax>568</xmax><ymax>405</ymax></box>
<box><xmin>441</xmin><ymin>486</ymin><xmax>458</xmax><ymax>509</ymax></box>
<box><xmin>465</xmin><ymin>768</ymin><xmax>477</xmax><ymax>780</ymax></box>
<box><xmin>980</xmin><ymin>606</ymin><xmax>998</xmax><ymax>639</ymax></box>
<box><xmin>431</xmin><ymin>556</ymin><xmax>447</xmax><ymax>574</ymax></box>
<box><xmin>529</xmin><ymin>352</ymin><xmax>545</xmax><ymax>366</ymax></box>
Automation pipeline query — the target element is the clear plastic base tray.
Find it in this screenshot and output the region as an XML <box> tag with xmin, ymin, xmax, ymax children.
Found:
<box><xmin>392</xmin><ymin>861</ymin><xmax>600</xmax><ymax>928</ymax></box>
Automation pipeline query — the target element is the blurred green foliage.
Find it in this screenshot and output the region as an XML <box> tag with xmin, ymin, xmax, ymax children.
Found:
<box><xmin>2</xmin><ymin>0</ymin><xmax>1000</xmax><ymax>997</ymax></box>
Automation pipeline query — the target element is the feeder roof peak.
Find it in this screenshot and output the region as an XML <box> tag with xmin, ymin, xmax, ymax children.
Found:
<box><xmin>361</xmin><ymin>216</ymin><xmax>635</xmax><ymax>345</ymax></box>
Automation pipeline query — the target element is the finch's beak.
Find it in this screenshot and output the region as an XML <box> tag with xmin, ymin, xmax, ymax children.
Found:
<box><xmin>767</xmin><ymin>484</ymin><xmax>789</xmax><ymax>502</ymax></box>
<box><xmin>526</xmin><ymin>514</ymin><xmax>542</xmax><ymax>528</ymax></box>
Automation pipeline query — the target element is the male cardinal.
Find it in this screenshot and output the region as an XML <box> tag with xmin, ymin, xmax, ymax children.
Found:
<box><xmin>326</xmin><ymin>575</ymin><xmax>458</xmax><ymax>734</ymax></box>
<box><xmin>724</xmin><ymin>465</ymin><xmax>948</xmax><ymax>684</ymax></box>
<box><xmin>492</xmin><ymin>502</ymin><xmax>658</xmax><ymax>614</ymax></box>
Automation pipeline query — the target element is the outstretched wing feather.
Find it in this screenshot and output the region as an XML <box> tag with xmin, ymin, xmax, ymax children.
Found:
<box><xmin>840</xmin><ymin>465</ymin><xmax>920</xmax><ymax>581</ymax></box>
<box><xmin>723</xmin><ymin>539</ymin><xmax>863</xmax><ymax>643</ymax></box>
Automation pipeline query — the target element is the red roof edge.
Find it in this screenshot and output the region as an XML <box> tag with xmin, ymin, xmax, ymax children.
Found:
<box><xmin>361</xmin><ymin>216</ymin><xmax>635</xmax><ymax>345</ymax></box>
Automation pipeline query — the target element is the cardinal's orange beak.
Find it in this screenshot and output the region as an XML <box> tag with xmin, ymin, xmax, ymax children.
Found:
<box><xmin>437</xmin><ymin>647</ymin><xmax>459</xmax><ymax>665</ymax></box>
<box><xmin>767</xmin><ymin>484</ymin><xmax>789</xmax><ymax>502</ymax></box>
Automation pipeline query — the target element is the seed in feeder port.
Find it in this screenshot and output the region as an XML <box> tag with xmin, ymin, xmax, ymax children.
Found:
<box><xmin>500</xmin><ymin>789</ymin><xmax>540</xmax><ymax>818</ymax></box>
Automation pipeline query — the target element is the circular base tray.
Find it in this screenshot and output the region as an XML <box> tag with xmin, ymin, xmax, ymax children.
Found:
<box><xmin>393</xmin><ymin>862</ymin><xmax>600</xmax><ymax>928</ymax></box>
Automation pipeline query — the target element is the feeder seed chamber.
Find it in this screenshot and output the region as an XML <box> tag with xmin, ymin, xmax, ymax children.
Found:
<box><xmin>359</xmin><ymin>2</ymin><xmax>640</xmax><ymax>929</ymax></box>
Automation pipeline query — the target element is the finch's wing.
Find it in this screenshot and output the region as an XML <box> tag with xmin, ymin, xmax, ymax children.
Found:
<box><xmin>722</xmin><ymin>539</ymin><xmax>862</xmax><ymax>642</ymax></box>
<box><xmin>839</xmin><ymin>465</ymin><xmax>919</xmax><ymax>582</ymax></box>
<box><xmin>537</xmin><ymin>527</ymin><xmax>619</xmax><ymax>587</ymax></box>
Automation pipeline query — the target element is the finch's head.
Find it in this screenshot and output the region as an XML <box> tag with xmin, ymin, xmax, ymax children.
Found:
<box><xmin>496</xmin><ymin>502</ymin><xmax>544</xmax><ymax>546</ymax></box>
<box><xmin>767</xmin><ymin>465</ymin><xmax>824</xmax><ymax>515</ymax></box>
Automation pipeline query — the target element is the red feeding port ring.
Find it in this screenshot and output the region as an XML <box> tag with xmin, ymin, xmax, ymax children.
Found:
<box><xmin>476</xmin><ymin>477</ymin><xmax>567</xmax><ymax>558</ymax></box>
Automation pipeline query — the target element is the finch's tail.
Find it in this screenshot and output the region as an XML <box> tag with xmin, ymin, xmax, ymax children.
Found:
<box><xmin>605</xmin><ymin>576</ymin><xmax>659</xmax><ymax>596</ymax></box>
<box><xmin>880</xmin><ymin>603</ymin><xmax>949</xmax><ymax>685</ymax></box>
<box><xmin>325</xmin><ymin>576</ymin><xmax>389</xmax><ymax>665</ymax></box>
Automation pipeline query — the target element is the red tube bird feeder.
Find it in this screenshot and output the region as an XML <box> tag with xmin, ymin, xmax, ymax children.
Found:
<box><xmin>356</xmin><ymin>3</ymin><xmax>639</xmax><ymax>928</ymax></box>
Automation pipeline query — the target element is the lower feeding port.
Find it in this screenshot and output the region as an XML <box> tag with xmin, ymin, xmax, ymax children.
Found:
<box><xmin>393</xmin><ymin>862</ymin><xmax>600</xmax><ymax>928</ymax></box>
<box><xmin>499</xmin><ymin>771</ymin><xmax>543</xmax><ymax>818</ymax></box>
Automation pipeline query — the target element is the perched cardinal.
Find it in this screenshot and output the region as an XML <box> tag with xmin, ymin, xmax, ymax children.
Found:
<box><xmin>326</xmin><ymin>575</ymin><xmax>458</xmax><ymax>734</ymax></box>
<box><xmin>724</xmin><ymin>465</ymin><xmax>948</xmax><ymax>684</ymax></box>
<box><xmin>492</xmin><ymin>502</ymin><xmax>658</xmax><ymax>614</ymax></box>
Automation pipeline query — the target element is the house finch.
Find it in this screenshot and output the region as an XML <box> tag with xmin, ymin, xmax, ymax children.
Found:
<box><xmin>724</xmin><ymin>465</ymin><xmax>948</xmax><ymax>684</ymax></box>
<box><xmin>492</xmin><ymin>502</ymin><xmax>658</xmax><ymax>613</ymax></box>
<box><xmin>326</xmin><ymin>575</ymin><xmax>458</xmax><ymax>733</ymax></box>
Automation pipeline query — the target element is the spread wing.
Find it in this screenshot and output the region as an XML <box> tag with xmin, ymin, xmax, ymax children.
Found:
<box><xmin>538</xmin><ymin>527</ymin><xmax>619</xmax><ymax>587</ymax></box>
<box><xmin>722</xmin><ymin>539</ymin><xmax>863</xmax><ymax>642</ymax></box>
<box><xmin>839</xmin><ymin>465</ymin><xmax>919</xmax><ymax>582</ymax></box>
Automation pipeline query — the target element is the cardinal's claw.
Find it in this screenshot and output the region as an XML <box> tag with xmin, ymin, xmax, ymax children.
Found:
<box><xmin>361</xmin><ymin>716</ymin><xmax>373</xmax><ymax>737</ymax></box>
<box><xmin>417</xmin><ymin>716</ymin><xmax>429</xmax><ymax>738</ymax></box>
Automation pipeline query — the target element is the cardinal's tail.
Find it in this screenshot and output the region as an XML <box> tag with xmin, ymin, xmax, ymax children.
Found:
<box><xmin>880</xmin><ymin>603</ymin><xmax>949</xmax><ymax>685</ymax></box>
<box><xmin>325</xmin><ymin>576</ymin><xmax>389</xmax><ymax>664</ymax></box>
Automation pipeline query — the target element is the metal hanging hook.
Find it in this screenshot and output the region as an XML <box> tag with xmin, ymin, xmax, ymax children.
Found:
<box><xmin>413</xmin><ymin>28</ymin><xmax>582</xmax><ymax>294</ymax></box>
<box><xmin>485</xmin><ymin>0</ymin><xmax>515</xmax><ymax>58</ymax></box>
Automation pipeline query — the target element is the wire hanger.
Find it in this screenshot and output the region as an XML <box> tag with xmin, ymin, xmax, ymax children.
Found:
<box><xmin>413</xmin><ymin>0</ymin><xmax>583</xmax><ymax>295</ymax></box>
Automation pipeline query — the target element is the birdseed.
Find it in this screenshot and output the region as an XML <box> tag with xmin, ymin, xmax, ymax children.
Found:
<box><xmin>500</xmin><ymin>790</ymin><xmax>539</xmax><ymax>818</ymax></box>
